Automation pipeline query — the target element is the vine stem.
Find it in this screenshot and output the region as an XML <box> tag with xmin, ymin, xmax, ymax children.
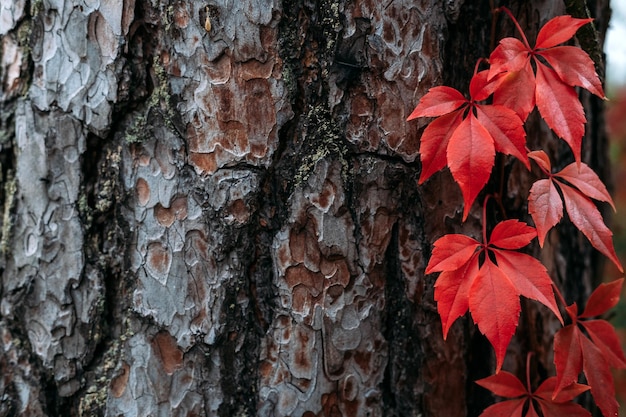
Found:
<box><xmin>482</xmin><ymin>195</ymin><xmax>491</xmax><ymax>244</ymax></box>
<box><xmin>496</xmin><ymin>6</ymin><xmax>532</xmax><ymax>49</ymax></box>
<box><xmin>526</xmin><ymin>352</ymin><xmax>533</xmax><ymax>393</ymax></box>
<box><xmin>473</xmin><ymin>58</ymin><xmax>489</xmax><ymax>77</ymax></box>
<box><xmin>489</xmin><ymin>0</ymin><xmax>497</xmax><ymax>53</ymax></box>
<box><xmin>553</xmin><ymin>283</ymin><xmax>568</xmax><ymax>311</ymax></box>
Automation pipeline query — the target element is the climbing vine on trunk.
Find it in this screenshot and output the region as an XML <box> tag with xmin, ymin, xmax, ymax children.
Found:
<box><xmin>408</xmin><ymin>7</ymin><xmax>625</xmax><ymax>417</ymax></box>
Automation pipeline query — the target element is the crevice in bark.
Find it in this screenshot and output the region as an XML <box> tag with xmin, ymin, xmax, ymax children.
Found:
<box><xmin>216</xmin><ymin>277</ymin><xmax>258</xmax><ymax>417</ymax></box>
<box><xmin>42</xmin><ymin>372</ymin><xmax>68</xmax><ymax>417</ymax></box>
<box><xmin>381</xmin><ymin>222</ymin><xmax>422</xmax><ymax>417</ymax></box>
<box><xmin>113</xmin><ymin>0</ymin><xmax>182</xmax><ymax>146</ymax></box>
<box><xmin>465</xmin><ymin>331</ymin><xmax>494</xmax><ymax>417</ymax></box>
<box><xmin>346</xmin><ymin>150</ymin><xmax>416</xmax><ymax>168</ymax></box>
<box><xmin>0</xmin><ymin>101</ymin><xmax>17</xmax><ymax>158</ymax></box>
<box><xmin>69</xmin><ymin>127</ymin><xmax>129</xmax><ymax>415</ymax></box>
<box><xmin>0</xmin><ymin>138</ymin><xmax>16</xmax><ymax>269</ymax></box>
<box><xmin>442</xmin><ymin>0</ymin><xmax>492</xmax><ymax>92</ymax></box>
<box><xmin>248</xmin><ymin>230</ymin><xmax>277</xmax><ymax>337</ymax></box>
<box><xmin>274</xmin><ymin>0</ymin><xmax>347</xmax><ymax>193</ymax></box>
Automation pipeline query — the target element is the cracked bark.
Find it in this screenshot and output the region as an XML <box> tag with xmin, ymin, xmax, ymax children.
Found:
<box><xmin>0</xmin><ymin>0</ymin><xmax>611</xmax><ymax>416</ymax></box>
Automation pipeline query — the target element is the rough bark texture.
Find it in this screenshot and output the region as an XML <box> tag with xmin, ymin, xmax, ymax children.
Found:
<box><xmin>0</xmin><ymin>0</ymin><xmax>611</xmax><ymax>416</ymax></box>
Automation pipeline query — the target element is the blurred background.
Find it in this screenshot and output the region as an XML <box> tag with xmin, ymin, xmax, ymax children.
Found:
<box><xmin>604</xmin><ymin>1</ymin><xmax>626</xmax><ymax>414</ymax></box>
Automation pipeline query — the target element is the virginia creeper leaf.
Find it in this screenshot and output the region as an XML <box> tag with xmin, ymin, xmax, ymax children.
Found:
<box><xmin>528</xmin><ymin>150</ymin><xmax>552</xmax><ymax>173</ymax></box>
<box><xmin>579</xmin><ymin>334</ymin><xmax>619</xmax><ymax>417</ymax></box>
<box><xmin>425</xmin><ymin>233</ymin><xmax>481</xmax><ymax>274</ymax></box>
<box><xmin>428</xmin><ymin>219</ymin><xmax>563</xmax><ymax>368</ymax></box>
<box><xmin>477</xmin><ymin>372</ymin><xmax>591</xmax><ymax>417</ymax></box>
<box><xmin>476</xmin><ymin>371</ymin><xmax>527</xmax><ymax>397</ymax></box>
<box><xmin>479</xmin><ymin>400</ymin><xmax>526</xmax><ymax>417</ymax></box>
<box><xmin>471</xmin><ymin>70</ymin><xmax>508</xmax><ymax>101</ymax></box>
<box><xmin>560</xmin><ymin>184</ymin><xmax>623</xmax><ymax>272</ymax></box>
<box><xmin>407</xmin><ymin>86</ymin><xmax>467</xmax><ymax>119</ymax></box>
<box><xmin>489</xmin><ymin>37</ymin><xmax>531</xmax><ymax>77</ymax></box>
<box><xmin>475</xmin><ymin>105</ymin><xmax>529</xmax><ymax>168</ymax></box>
<box><xmin>470</xmin><ymin>259</ymin><xmax>521</xmax><ymax>372</ymax></box>
<box><xmin>579</xmin><ymin>279</ymin><xmax>623</xmax><ymax>319</ymax></box>
<box><xmin>565</xmin><ymin>303</ymin><xmax>579</xmax><ymax>322</ymax></box>
<box><xmin>554</xmin><ymin>323</ymin><xmax>583</xmax><ymax>397</ymax></box>
<box><xmin>488</xmin><ymin>219</ymin><xmax>537</xmax><ymax>249</ymax></box>
<box><xmin>489</xmin><ymin>15</ymin><xmax>600</xmax><ymax>162</ymax></box>
<box><xmin>492</xmin><ymin>63</ymin><xmax>536</xmax><ymax>121</ymax></box>
<box><xmin>528</xmin><ymin>179</ymin><xmax>563</xmax><ymax>247</ymax></box>
<box><xmin>534</xmin><ymin>16</ymin><xmax>594</xmax><ymax>50</ymax></box>
<box><xmin>535</xmin><ymin>64</ymin><xmax>586</xmax><ymax>164</ymax></box>
<box><xmin>534</xmin><ymin>377</ymin><xmax>589</xmax><ymax>403</ymax></box>
<box><xmin>492</xmin><ymin>250</ymin><xmax>562</xmax><ymax>323</ymax></box>
<box><xmin>536</xmin><ymin>400</ymin><xmax>591</xmax><ymax>417</ymax></box>
<box><xmin>556</xmin><ymin>163</ymin><xmax>616</xmax><ymax>211</ymax></box>
<box><xmin>581</xmin><ymin>320</ymin><xmax>626</xmax><ymax>369</ymax></box>
<box><xmin>527</xmin><ymin>153</ymin><xmax>622</xmax><ymax>270</ymax></box>
<box><xmin>447</xmin><ymin>114</ymin><xmax>495</xmax><ymax>221</ymax></box>
<box><xmin>434</xmin><ymin>254</ymin><xmax>480</xmax><ymax>338</ymax></box>
<box><xmin>535</xmin><ymin>377</ymin><xmax>591</xmax><ymax>417</ymax></box>
<box><xmin>539</xmin><ymin>46</ymin><xmax>605</xmax><ymax>99</ymax></box>
<box><xmin>418</xmin><ymin>110</ymin><xmax>464</xmax><ymax>184</ymax></box>
<box><xmin>554</xmin><ymin>283</ymin><xmax>626</xmax><ymax>416</ymax></box>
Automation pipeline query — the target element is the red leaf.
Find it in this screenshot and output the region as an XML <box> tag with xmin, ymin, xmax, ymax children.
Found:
<box><xmin>527</xmin><ymin>157</ymin><xmax>621</xmax><ymax>270</ymax></box>
<box><xmin>479</xmin><ymin>400</ymin><xmax>526</xmax><ymax>417</ymax></box>
<box><xmin>488</xmin><ymin>220</ymin><xmax>537</xmax><ymax>249</ymax></box>
<box><xmin>492</xmin><ymin>63</ymin><xmax>536</xmax><ymax>121</ymax></box>
<box><xmin>528</xmin><ymin>150</ymin><xmax>552</xmax><ymax>173</ymax></box>
<box><xmin>579</xmin><ymin>334</ymin><xmax>619</xmax><ymax>417</ymax></box>
<box><xmin>418</xmin><ymin>110</ymin><xmax>464</xmax><ymax>184</ymax></box>
<box><xmin>492</xmin><ymin>250</ymin><xmax>562</xmax><ymax>323</ymax></box>
<box><xmin>535</xmin><ymin>16</ymin><xmax>594</xmax><ymax>50</ymax></box>
<box><xmin>579</xmin><ymin>279</ymin><xmax>624</xmax><ymax>319</ymax></box>
<box><xmin>447</xmin><ymin>114</ymin><xmax>495</xmax><ymax>221</ymax></box>
<box><xmin>565</xmin><ymin>304</ymin><xmax>579</xmax><ymax>322</ymax></box>
<box><xmin>555</xmin><ymin>163</ymin><xmax>616</xmax><ymax>211</ymax></box>
<box><xmin>487</xmin><ymin>15</ymin><xmax>597</xmax><ymax>159</ymax></box>
<box><xmin>425</xmin><ymin>234</ymin><xmax>481</xmax><ymax>274</ymax></box>
<box><xmin>536</xmin><ymin>400</ymin><xmax>592</xmax><ymax>417</ymax></box>
<box><xmin>470</xmin><ymin>69</ymin><xmax>512</xmax><ymax>102</ymax></box>
<box><xmin>534</xmin><ymin>377</ymin><xmax>589</xmax><ymax>403</ymax></box>
<box><xmin>434</xmin><ymin>254</ymin><xmax>480</xmax><ymax>338</ymax></box>
<box><xmin>470</xmin><ymin>259</ymin><xmax>521</xmax><ymax>372</ymax></box>
<box><xmin>407</xmin><ymin>86</ymin><xmax>467</xmax><ymax>119</ymax></box>
<box><xmin>535</xmin><ymin>378</ymin><xmax>591</xmax><ymax>417</ymax></box>
<box><xmin>528</xmin><ymin>179</ymin><xmax>563</xmax><ymax>247</ymax></box>
<box><xmin>475</xmin><ymin>105</ymin><xmax>529</xmax><ymax>168</ymax></box>
<box><xmin>535</xmin><ymin>64</ymin><xmax>586</xmax><ymax>164</ymax></box>
<box><xmin>581</xmin><ymin>320</ymin><xmax>626</xmax><ymax>369</ymax></box>
<box><xmin>560</xmin><ymin>184</ymin><xmax>623</xmax><ymax>272</ymax></box>
<box><xmin>489</xmin><ymin>37</ymin><xmax>531</xmax><ymax>77</ymax></box>
<box><xmin>477</xmin><ymin>373</ymin><xmax>591</xmax><ymax>417</ymax></box>
<box><xmin>475</xmin><ymin>371</ymin><xmax>527</xmax><ymax>398</ymax></box>
<box><xmin>527</xmin><ymin>403</ymin><xmax>542</xmax><ymax>417</ymax></box>
<box><xmin>538</xmin><ymin>46</ymin><xmax>605</xmax><ymax>98</ymax></box>
<box><xmin>431</xmin><ymin>218</ymin><xmax>567</xmax><ymax>374</ymax></box>
<box><xmin>554</xmin><ymin>295</ymin><xmax>625</xmax><ymax>417</ymax></box>
<box><xmin>554</xmin><ymin>324</ymin><xmax>583</xmax><ymax>396</ymax></box>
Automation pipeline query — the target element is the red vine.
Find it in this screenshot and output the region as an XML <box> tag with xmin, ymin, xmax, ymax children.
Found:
<box><xmin>408</xmin><ymin>7</ymin><xmax>625</xmax><ymax>417</ymax></box>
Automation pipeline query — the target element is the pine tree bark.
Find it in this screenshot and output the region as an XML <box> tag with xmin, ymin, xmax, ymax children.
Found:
<box><xmin>0</xmin><ymin>0</ymin><xmax>611</xmax><ymax>416</ymax></box>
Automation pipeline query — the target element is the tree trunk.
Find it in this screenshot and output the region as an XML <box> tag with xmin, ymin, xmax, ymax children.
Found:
<box><xmin>0</xmin><ymin>0</ymin><xmax>611</xmax><ymax>416</ymax></box>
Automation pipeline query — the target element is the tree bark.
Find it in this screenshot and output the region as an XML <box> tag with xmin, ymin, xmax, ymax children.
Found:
<box><xmin>0</xmin><ymin>0</ymin><xmax>611</xmax><ymax>416</ymax></box>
